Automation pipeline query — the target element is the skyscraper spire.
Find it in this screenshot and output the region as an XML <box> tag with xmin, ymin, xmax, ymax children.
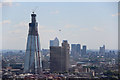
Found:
<box><xmin>24</xmin><ymin>12</ymin><xmax>42</xmax><ymax>74</ymax></box>
<box><xmin>31</xmin><ymin>12</ymin><xmax>36</xmax><ymax>23</ymax></box>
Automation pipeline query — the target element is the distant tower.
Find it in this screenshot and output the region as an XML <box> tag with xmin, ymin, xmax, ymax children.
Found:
<box><xmin>50</xmin><ymin>37</ymin><xmax>59</xmax><ymax>47</ymax></box>
<box><xmin>99</xmin><ymin>45</ymin><xmax>105</xmax><ymax>55</ymax></box>
<box><xmin>24</xmin><ymin>12</ymin><xmax>42</xmax><ymax>74</ymax></box>
<box><xmin>71</xmin><ymin>44</ymin><xmax>81</xmax><ymax>58</ymax></box>
<box><xmin>62</xmin><ymin>40</ymin><xmax>70</xmax><ymax>72</ymax></box>
<box><xmin>82</xmin><ymin>45</ymin><xmax>87</xmax><ymax>55</ymax></box>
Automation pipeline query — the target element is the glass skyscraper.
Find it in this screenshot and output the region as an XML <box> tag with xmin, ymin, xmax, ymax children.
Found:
<box><xmin>24</xmin><ymin>12</ymin><xmax>42</xmax><ymax>74</ymax></box>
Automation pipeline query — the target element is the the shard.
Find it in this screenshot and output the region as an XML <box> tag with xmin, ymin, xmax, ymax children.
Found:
<box><xmin>24</xmin><ymin>12</ymin><xmax>42</xmax><ymax>74</ymax></box>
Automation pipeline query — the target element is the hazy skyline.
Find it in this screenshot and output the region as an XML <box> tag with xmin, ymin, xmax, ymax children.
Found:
<box><xmin>1</xmin><ymin>2</ymin><xmax>118</xmax><ymax>50</ymax></box>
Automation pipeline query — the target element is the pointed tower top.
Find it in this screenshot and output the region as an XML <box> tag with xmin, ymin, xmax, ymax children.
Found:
<box><xmin>31</xmin><ymin>12</ymin><xmax>36</xmax><ymax>23</ymax></box>
<box><xmin>55</xmin><ymin>37</ymin><xmax>59</xmax><ymax>41</ymax></box>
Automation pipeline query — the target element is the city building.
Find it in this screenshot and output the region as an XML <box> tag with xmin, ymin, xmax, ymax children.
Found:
<box><xmin>62</xmin><ymin>40</ymin><xmax>70</xmax><ymax>72</ymax></box>
<box><xmin>24</xmin><ymin>12</ymin><xmax>42</xmax><ymax>74</ymax></box>
<box><xmin>99</xmin><ymin>45</ymin><xmax>105</xmax><ymax>55</ymax></box>
<box><xmin>50</xmin><ymin>40</ymin><xmax>70</xmax><ymax>73</ymax></box>
<box><xmin>82</xmin><ymin>45</ymin><xmax>87</xmax><ymax>55</ymax></box>
<box><xmin>71</xmin><ymin>44</ymin><xmax>81</xmax><ymax>59</ymax></box>
<box><xmin>50</xmin><ymin>37</ymin><xmax>59</xmax><ymax>47</ymax></box>
<box><xmin>77</xmin><ymin>44</ymin><xmax>81</xmax><ymax>54</ymax></box>
<box><xmin>50</xmin><ymin>46</ymin><xmax>62</xmax><ymax>73</ymax></box>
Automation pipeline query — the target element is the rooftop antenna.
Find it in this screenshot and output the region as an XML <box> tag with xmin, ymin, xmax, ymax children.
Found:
<box><xmin>32</xmin><ymin>6</ymin><xmax>39</xmax><ymax>13</ymax></box>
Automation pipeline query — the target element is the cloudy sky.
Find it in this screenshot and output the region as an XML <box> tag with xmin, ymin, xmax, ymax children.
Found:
<box><xmin>1</xmin><ymin>2</ymin><xmax>118</xmax><ymax>50</ymax></box>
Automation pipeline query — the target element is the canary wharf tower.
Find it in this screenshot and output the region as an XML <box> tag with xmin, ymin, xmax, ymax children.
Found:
<box><xmin>24</xmin><ymin>12</ymin><xmax>42</xmax><ymax>74</ymax></box>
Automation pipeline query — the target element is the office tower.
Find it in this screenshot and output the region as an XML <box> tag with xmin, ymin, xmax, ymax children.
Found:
<box><xmin>82</xmin><ymin>45</ymin><xmax>87</xmax><ymax>55</ymax></box>
<box><xmin>62</xmin><ymin>40</ymin><xmax>70</xmax><ymax>72</ymax></box>
<box><xmin>24</xmin><ymin>12</ymin><xmax>42</xmax><ymax>74</ymax></box>
<box><xmin>77</xmin><ymin>44</ymin><xmax>81</xmax><ymax>54</ymax></box>
<box><xmin>50</xmin><ymin>37</ymin><xmax>59</xmax><ymax>47</ymax></box>
<box><xmin>99</xmin><ymin>45</ymin><xmax>105</xmax><ymax>55</ymax></box>
<box><xmin>71</xmin><ymin>44</ymin><xmax>81</xmax><ymax>58</ymax></box>
<box><xmin>71</xmin><ymin>44</ymin><xmax>76</xmax><ymax>56</ymax></box>
<box><xmin>50</xmin><ymin>40</ymin><xmax>70</xmax><ymax>73</ymax></box>
<box><xmin>50</xmin><ymin>46</ymin><xmax>62</xmax><ymax>73</ymax></box>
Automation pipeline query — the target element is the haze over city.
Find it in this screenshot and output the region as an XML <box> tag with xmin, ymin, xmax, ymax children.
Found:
<box><xmin>1</xmin><ymin>2</ymin><xmax>118</xmax><ymax>50</ymax></box>
<box><xmin>1</xmin><ymin>1</ymin><xmax>120</xmax><ymax>80</ymax></box>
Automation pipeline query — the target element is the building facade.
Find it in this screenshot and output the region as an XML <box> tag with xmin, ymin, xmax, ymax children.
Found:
<box><xmin>62</xmin><ymin>40</ymin><xmax>70</xmax><ymax>72</ymax></box>
<box><xmin>71</xmin><ymin>44</ymin><xmax>81</xmax><ymax>58</ymax></box>
<box><xmin>50</xmin><ymin>40</ymin><xmax>70</xmax><ymax>73</ymax></box>
<box><xmin>82</xmin><ymin>45</ymin><xmax>87</xmax><ymax>55</ymax></box>
<box><xmin>24</xmin><ymin>12</ymin><xmax>42</xmax><ymax>74</ymax></box>
<box><xmin>99</xmin><ymin>45</ymin><xmax>105</xmax><ymax>55</ymax></box>
<box><xmin>50</xmin><ymin>37</ymin><xmax>59</xmax><ymax>47</ymax></box>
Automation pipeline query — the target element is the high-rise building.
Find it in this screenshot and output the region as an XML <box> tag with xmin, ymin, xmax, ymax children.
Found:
<box><xmin>50</xmin><ymin>40</ymin><xmax>70</xmax><ymax>73</ymax></box>
<box><xmin>50</xmin><ymin>46</ymin><xmax>62</xmax><ymax>73</ymax></box>
<box><xmin>71</xmin><ymin>44</ymin><xmax>76</xmax><ymax>56</ymax></box>
<box><xmin>24</xmin><ymin>12</ymin><xmax>42</xmax><ymax>74</ymax></box>
<box><xmin>76</xmin><ymin>44</ymin><xmax>81</xmax><ymax>54</ymax></box>
<box><xmin>50</xmin><ymin>37</ymin><xmax>59</xmax><ymax>47</ymax></box>
<box><xmin>99</xmin><ymin>45</ymin><xmax>105</xmax><ymax>55</ymax></box>
<box><xmin>62</xmin><ymin>40</ymin><xmax>70</xmax><ymax>72</ymax></box>
<box><xmin>82</xmin><ymin>45</ymin><xmax>87</xmax><ymax>55</ymax></box>
<box><xmin>71</xmin><ymin>44</ymin><xmax>81</xmax><ymax>58</ymax></box>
